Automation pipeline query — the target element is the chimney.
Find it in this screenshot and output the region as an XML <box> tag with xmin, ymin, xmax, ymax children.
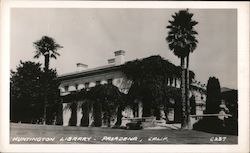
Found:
<box><xmin>108</xmin><ymin>58</ymin><xmax>115</xmax><ymax>64</ymax></box>
<box><xmin>76</xmin><ymin>63</ymin><xmax>88</xmax><ymax>71</ymax></box>
<box><xmin>114</xmin><ymin>50</ymin><xmax>125</xmax><ymax>65</ymax></box>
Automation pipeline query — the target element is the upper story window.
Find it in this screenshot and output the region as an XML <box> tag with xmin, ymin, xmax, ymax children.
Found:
<box><xmin>75</xmin><ymin>83</ymin><xmax>78</xmax><ymax>90</ymax></box>
<box><xmin>108</xmin><ymin>79</ymin><xmax>113</xmax><ymax>84</ymax></box>
<box><xmin>96</xmin><ymin>80</ymin><xmax>101</xmax><ymax>85</ymax></box>
<box><xmin>85</xmin><ymin>82</ymin><xmax>89</xmax><ymax>89</ymax></box>
<box><xmin>64</xmin><ymin>85</ymin><xmax>69</xmax><ymax>92</ymax></box>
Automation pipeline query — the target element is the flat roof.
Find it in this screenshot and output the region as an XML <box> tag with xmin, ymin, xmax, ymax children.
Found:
<box><xmin>58</xmin><ymin>64</ymin><xmax>122</xmax><ymax>81</ymax></box>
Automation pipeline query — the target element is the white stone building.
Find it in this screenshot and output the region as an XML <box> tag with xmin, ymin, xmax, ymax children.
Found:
<box><xmin>58</xmin><ymin>50</ymin><xmax>206</xmax><ymax>127</ymax></box>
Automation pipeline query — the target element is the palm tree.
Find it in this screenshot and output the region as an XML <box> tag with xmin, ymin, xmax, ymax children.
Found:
<box><xmin>34</xmin><ymin>36</ymin><xmax>63</xmax><ymax>72</ymax></box>
<box><xmin>166</xmin><ymin>9</ymin><xmax>198</xmax><ymax>129</ymax></box>
<box><xmin>33</xmin><ymin>36</ymin><xmax>63</xmax><ymax>124</ymax></box>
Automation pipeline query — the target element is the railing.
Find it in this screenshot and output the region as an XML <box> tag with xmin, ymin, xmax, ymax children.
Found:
<box><xmin>190</xmin><ymin>114</ymin><xmax>232</xmax><ymax>120</ymax></box>
<box><xmin>122</xmin><ymin>117</ymin><xmax>155</xmax><ymax>122</ymax></box>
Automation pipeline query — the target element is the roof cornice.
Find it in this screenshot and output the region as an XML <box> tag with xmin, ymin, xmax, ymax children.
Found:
<box><xmin>57</xmin><ymin>64</ymin><xmax>122</xmax><ymax>81</ymax></box>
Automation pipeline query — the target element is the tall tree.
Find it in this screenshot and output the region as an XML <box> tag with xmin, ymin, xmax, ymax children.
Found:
<box><xmin>10</xmin><ymin>61</ymin><xmax>60</xmax><ymax>124</ymax></box>
<box><xmin>34</xmin><ymin>36</ymin><xmax>63</xmax><ymax>72</ymax></box>
<box><xmin>33</xmin><ymin>36</ymin><xmax>63</xmax><ymax>124</ymax></box>
<box><xmin>10</xmin><ymin>61</ymin><xmax>44</xmax><ymax>123</ymax></box>
<box><xmin>206</xmin><ymin>77</ymin><xmax>222</xmax><ymax>114</ymax></box>
<box><xmin>166</xmin><ymin>9</ymin><xmax>198</xmax><ymax>129</ymax></box>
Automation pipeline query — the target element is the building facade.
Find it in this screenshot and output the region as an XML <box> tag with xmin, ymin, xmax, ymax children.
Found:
<box><xmin>58</xmin><ymin>50</ymin><xmax>206</xmax><ymax>127</ymax></box>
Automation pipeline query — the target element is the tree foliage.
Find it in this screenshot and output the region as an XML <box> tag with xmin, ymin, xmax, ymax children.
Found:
<box><xmin>33</xmin><ymin>36</ymin><xmax>63</xmax><ymax>71</ymax></box>
<box><xmin>10</xmin><ymin>61</ymin><xmax>60</xmax><ymax>124</ymax></box>
<box><xmin>166</xmin><ymin>9</ymin><xmax>198</xmax><ymax>58</ymax></box>
<box><xmin>122</xmin><ymin>55</ymin><xmax>180</xmax><ymax>81</ymax></box>
<box><xmin>205</xmin><ymin>77</ymin><xmax>222</xmax><ymax>114</ymax></box>
<box><xmin>10</xmin><ymin>61</ymin><xmax>43</xmax><ymax>123</ymax></box>
<box><xmin>194</xmin><ymin>81</ymin><xmax>238</xmax><ymax>135</ymax></box>
<box><xmin>221</xmin><ymin>90</ymin><xmax>238</xmax><ymax>118</ymax></box>
<box><xmin>33</xmin><ymin>35</ymin><xmax>63</xmax><ymax>124</ymax></box>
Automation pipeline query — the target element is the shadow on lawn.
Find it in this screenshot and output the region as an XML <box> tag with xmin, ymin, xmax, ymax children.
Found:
<box><xmin>193</xmin><ymin>117</ymin><xmax>238</xmax><ymax>135</ymax></box>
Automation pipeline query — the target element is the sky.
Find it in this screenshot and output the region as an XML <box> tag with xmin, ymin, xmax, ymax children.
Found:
<box><xmin>10</xmin><ymin>8</ymin><xmax>237</xmax><ymax>89</ymax></box>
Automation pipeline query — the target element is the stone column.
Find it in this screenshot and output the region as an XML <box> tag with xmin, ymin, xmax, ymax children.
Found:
<box><xmin>76</xmin><ymin>104</ymin><xmax>83</xmax><ymax>126</ymax></box>
<box><xmin>62</xmin><ymin>103</ymin><xmax>71</xmax><ymax>126</ymax></box>
<box><xmin>89</xmin><ymin>106</ymin><xmax>94</xmax><ymax>126</ymax></box>
<box><xmin>138</xmin><ymin>101</ymin><xmax>143</xmax><ymax>118</ymax></box>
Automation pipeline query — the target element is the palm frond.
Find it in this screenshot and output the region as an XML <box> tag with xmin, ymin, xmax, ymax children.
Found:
<box><xmin>50</xmin><ymin>54</ymin><xmax>57</xmax><ymax>59</ymax></box>
<box><xmin>53</xmin><ymin>51</ymin><xmax>60</xmax><ymax>56</ymax></box>
<box><xmin>33</xmin><ymin>35</ymin><xmax>63</xmax><ymax>68</ymax></box>
<box><xmin>166</xmin><ymin>9</ymin><xmax>198</xmax><ymax>58</ymax></box>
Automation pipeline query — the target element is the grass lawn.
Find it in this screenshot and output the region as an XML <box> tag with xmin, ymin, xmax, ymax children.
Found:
<box><xmin>10</xmin><ymin>123</ymin><xmax>237</xmax><ymax>144</ymax></box>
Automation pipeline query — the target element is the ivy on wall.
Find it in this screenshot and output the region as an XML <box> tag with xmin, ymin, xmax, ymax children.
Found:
<box><xmin>61</xmin><ymin>55</ymin><xmax>197</xmax><ymax>125</ymax></box>
<box><xmin>121</xmin><ymin>55</ymin><xmax>192</xmax><ymax>117</ymax></box>
<box><xmin>81</xmin><ymin>100</ymin><xmax>91</xmax><ymax>127</ymax></box>
<box><xmin>68</xmin><ymin>102</ymin><xmax>77</xmax><ymax>126</ymax></box>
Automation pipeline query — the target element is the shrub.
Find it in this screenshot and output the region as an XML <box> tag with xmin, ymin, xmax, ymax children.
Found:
<box><xmin>193</xmin><ymin>117</ymin><xmax>238</xmax><ymax>135</ymax></box>
<box><xmin>206</xmin><ymin>77</ymin><xmax>221</xmax><ymax>114</ymax></box>
<box><xmin>126</xmin><ymin>121</ymin><xmax>142</xmax><ymax>130</ymax></box>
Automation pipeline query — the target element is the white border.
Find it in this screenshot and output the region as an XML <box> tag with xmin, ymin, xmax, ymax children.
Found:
<box><xmin>1</xmin><ymin>1</ymin><xmax>249</xmax><ymax>153</ymax></box>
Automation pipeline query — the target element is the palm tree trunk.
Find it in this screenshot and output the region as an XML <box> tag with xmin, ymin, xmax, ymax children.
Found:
<box><xmin>43</xmin><ymin>93</ymin><xmax>47</xmax><ymax>125</ymax></box>
<box><xmin>162</xmin><ymin>74</ymin><xmax>169</xmax><ymax>122</ymax></box>
<box><xmin>181</xmin><ymin>57</ymin><xmax>187</xmax><ymax>129</ymax></box>
<box><xmin>44</xmin><ymin>53</ymin><xmax>50</xmax><ymax>72</ymax></box>
<box><xmin>186</xmin><ymin>55</ymin><xmax>191</xmax><ymax>129</ymax></box>
<box><xmin>43</xmin><ymin>54</ymin><xmax>50</xmax><ymax>125</ymax></box>
<box><xmin>108</xmin><ymin>115</ymin><xmax>111</xmax><ymax>127</ymax></box>
<box><xmin>115</xmin><ymin>106</ymin><xmax>123</xmax><ymax>126</ymax></box>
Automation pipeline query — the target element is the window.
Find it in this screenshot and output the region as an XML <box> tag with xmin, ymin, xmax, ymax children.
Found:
<box><xmin>85</xmin><ymin>82</ymin><xmax>89</xmax><ymax>89</ymax></box>
<box><xmin>107</xmin><ymin>79</ymin><xmax>113</xmax><ymax>84</ymax></box>
<box><xmin>64</xmin><ymin>85</ymin><xmax>69</xmax><ymax>92</ymax></box>
<box><xmin>96</xmin><ymin>80</ymin><xmax>101</xmax><ymax>85</ymax></box>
